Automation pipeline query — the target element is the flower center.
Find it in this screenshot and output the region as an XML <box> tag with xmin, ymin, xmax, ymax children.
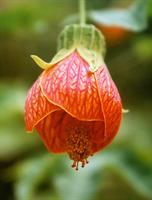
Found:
<box><xmin>66</xmin><ymin>125</ymin><xmax>92</xmax><ymax>170</ymax></box>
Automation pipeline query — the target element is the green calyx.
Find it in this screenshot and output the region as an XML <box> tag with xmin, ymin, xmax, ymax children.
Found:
<box><xmin>58</xmin><ymin>24</ymin><xmax>106</xmax><ymax>55</ymax></box>
<box><xmin>56</xmin><ymin>24</ymin><xmax>106</xmax><ymax>72</ymax></box>
<box><xmin>31</xmin><ymin>24</ymin><xmax>106</xmax><ymax>72</ymax></box>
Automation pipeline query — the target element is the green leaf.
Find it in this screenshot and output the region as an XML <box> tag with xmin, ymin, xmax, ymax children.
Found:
<box><xmin>54</xmin><ymin>153</ymin><xmax>116</xmax><ymax>200</ymax></box>
<box><xmin>0</xmin><ymin>0</ymin><xmax>74</xmax><ymax>34</ymax></box>
<box><xmin>0</xmin><ymin>81</ymin><xmax>40</xmax><ymax>160</ymax></box>
<box><xmin>13</xmin><ymin>154</ymin><xmax>60</xmax><ymax>200</ymax></box>
<box><xmin>54</xmin><ymin>149</ymin><xmax>152</xmax><ymax>200</ymax></box>
<box><xmin>107</xmin><ymin>151</ymin><xmax>152</xmax><ymax>199</ymax></box>
<box><xmin>89</xmin><ymin>0</ymin><xmax>148</xmax><ymax>32</ymax></box>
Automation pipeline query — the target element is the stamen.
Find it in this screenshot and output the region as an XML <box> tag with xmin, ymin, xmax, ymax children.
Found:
<box><xmin>76</xmin><ymin>162</ymin><xmax>79</xmax><ymax>171</ymax></box>
<box><xmin>86</xmin><ymin>159</ymin><xmax>89</xmax><ymax>164</ymax></box>
<box><xmin>81</xmin><ymin>160</ymin><xmax>85</xmax><ymax>168</ymax></box>
<box><xmin>66</xmin><ymin>125</ymin><xmax>92</xmax><ymax>170</ymax></box>
<box><xmin>71</xmin><ymin>161</ymin><xmax>77</xmax><ymax>168</ymax></box>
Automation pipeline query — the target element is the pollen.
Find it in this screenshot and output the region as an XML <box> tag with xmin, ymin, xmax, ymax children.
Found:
<box><xmin>66</xmin><ymin>125</ymin><xmax>92</xmax><ymax>170</ymax></box>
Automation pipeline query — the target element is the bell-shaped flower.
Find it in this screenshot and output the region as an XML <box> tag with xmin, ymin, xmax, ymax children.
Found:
<box><xmin>25</xmin><ymin>25</ymin><xmax>122</xmax><ymax>170</ymax></box>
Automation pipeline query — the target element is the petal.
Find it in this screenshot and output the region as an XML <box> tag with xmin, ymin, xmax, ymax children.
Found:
<box><xmin>95</xmin><ymin>66</ymin><xmax>122</xmax><ymax>143</ymax></box>
<box><xmin>25</xmin><ymin>78</ymin><xmax>59</xmax><ymax>132</ymax></box>
<box><xmin>59</xmin><ymin>113</ymin><xmax>113</xmax><ymax>153</ymax></box>
<box><xmin>40</xmin><ymin>51</ymin><xmax>104</xmax><ymax>121</ymax></box>
<box><xmin>35</xmin><ymin>110</ymin><xmax>105</xmax><ymax>154</ymax></box>
<box><xmin>35</xmin><ymin>110</ymin><xmax>67</xmax><ymax>153</ymax></box>
<box><xmin>35</xmin><ymin>108</ymin><xmax>123</xmax><ymax>157</ymax></box>
<box><xmin>61</xmin><ymin>114</ymin><xmax>106</xmax><ymax>153</ymax></box>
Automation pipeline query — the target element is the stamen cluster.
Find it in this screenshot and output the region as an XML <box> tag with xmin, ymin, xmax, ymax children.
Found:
<box><xmin>66</xmin><ymin>126</ymin><xmax>92</xmax><ymax>170</ymax></box>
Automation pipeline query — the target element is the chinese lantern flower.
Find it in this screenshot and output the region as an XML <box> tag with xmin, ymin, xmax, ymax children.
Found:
<box><xmin>25</xmin><ymin>24</ymin><xmax>122</xmax><ymax>170</ymax></box>
<box><xmin>95</xmin><ymin>23</ymin><xmax>131</xmax><ymax>46</ymax></box>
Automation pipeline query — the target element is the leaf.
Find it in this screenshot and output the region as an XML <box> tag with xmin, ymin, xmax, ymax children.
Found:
<box><xmin>13</xmin><ymin>154</ymin><xmax>60</xmax><ymax>200</ymax></box>
<box><xmin>0</xmin><ymin>81</ymin><xmax>40</xmax><ymax>160</ymax></box>
<box><xmin>89</xmin><ymin>0</ymin><xmax>148</xmax><ymax>31</ymax></box>
<box><xmin>55</xmin><ymin>149</ymin><xmax>152</xmax><ymax>200</ymax></box>
<box><xmin>0</xmin><ymin>0</ymin><xmax>74</xmax><ymax>34</ymax></box>
<box><xmin>54</xmin><ymin>153</ymin><xmax>118</xmax><ymax>200</ymax></box>
<box><xmin>107</xmin><ymin>151</ymin><xmax>152</xmax><ymax>199</ymax></box>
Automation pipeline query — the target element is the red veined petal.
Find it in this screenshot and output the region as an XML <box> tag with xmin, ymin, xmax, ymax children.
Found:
<box><xmin>95</xmin><ymin>66</ymin><xmax>122</xmax><ymax>143</ymax></box>
<box><xmin>35</xmin><ymin>110</ymin><xmax>67</xmax><ymax>153</ymax></box>
<box><xmin>40</xmin><ymin>51</ymin><xmax>104</xmax><ymax>121</ymax></box>
<box><xmin>35</xmin><ymin>109</ymin><xmax>105</xmax><ymax>155</ymax></box>
<box><xmin>59</xmin><ymin>111</ymin><xmax>118</xmax><ymax>153</ymax></box>
<box><xmin>25</xmin><ymin>78</ymin><xmax>59</xmax><ymax>132</ymax></box>
<box><xmin>61</xmin><ymin>113</ymin><xmax>105</xmax><ymax>154</ymax></box>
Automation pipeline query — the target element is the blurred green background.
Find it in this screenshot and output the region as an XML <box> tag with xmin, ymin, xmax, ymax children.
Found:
<box><xmin>0</xmin><ymin>0</ymin><xmax>152</xmax><ymax>200</ymax></box>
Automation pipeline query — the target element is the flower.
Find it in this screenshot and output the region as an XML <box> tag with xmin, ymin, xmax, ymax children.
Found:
<box><xmin>96</xmin><ymin>23</ymin><xmax>131</xmax><ymax>46</ymax></box>
<box><xmin>25</xmin><ymin>25</ymin><xmax>122</xmax><ymax>170</ymax></box>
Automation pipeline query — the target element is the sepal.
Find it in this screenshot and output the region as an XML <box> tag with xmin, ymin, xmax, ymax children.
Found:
<box><xmin>31</xmin><ymin>55</ymin><xmax>51</xmax><ymax>69</ymax></box>
<box><xmin>122</xmin><ymin>108</ymin><xmax>129</xmax><ymax>113</ymax></box>
<box><xmin>31</xmin><ymin>24</ymin><xmax>106</xmax><ymax>72</ymax></box>
<box><xmin>58</xmin><ymin>24</ymin><xmax>106</xmax><ymax>72</ymax></box>
<box><xmin>31</xmin><ymin>49</ymin><xmax>74</xmax><ymax>70</ymax></box>
<box><xmin>77</xmin><ymin>46</ymin><xmax>104</xmax><ymax>72</ymax></box>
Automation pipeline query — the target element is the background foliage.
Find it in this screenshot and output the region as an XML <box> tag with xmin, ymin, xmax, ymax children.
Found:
<box><xmin>0</xmin><ymin>0</ymin><xmax>152</xmax><ymax>199</ymax></box>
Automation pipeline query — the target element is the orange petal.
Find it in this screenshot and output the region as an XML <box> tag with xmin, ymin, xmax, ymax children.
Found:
<box><xmin>25</xmin><ymin>78</ymin><xmax>59</xmax><ymax>132</ymax></box>
<box><xmin>35</xmin><ymin>110</ymin><xmax>67</xmax><ymax>153</ymax></box>
<box><xmin>40</xmin><ymin>51</ymin><xmax>104</xmax><ymax>121</ymax></box>
<box><xmin>62</xmin><ymin>114</ymin><xmax>106</xmax><ymax>154</ymax></box>
<box><xmin>35</xmin><ymin>110</ymin><xmax>106</xmax><ymax>154</ymax></box>
<box><xmin>95</xmin><ymin>66</ymin><xmax>122</xmax><ymax>145</ymax></box>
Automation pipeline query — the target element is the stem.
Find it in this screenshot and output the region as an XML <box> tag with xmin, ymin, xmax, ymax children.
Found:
<box><xmin>79</xmin><ymin>0</ymin><xmax>86</xmax><ymax>25</ymax></box>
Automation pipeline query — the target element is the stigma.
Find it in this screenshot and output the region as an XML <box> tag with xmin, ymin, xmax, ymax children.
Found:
<box><xmin>65</xmin><ymin>125</ymin><xmax>92</xmax><ymax>170</ymax></box>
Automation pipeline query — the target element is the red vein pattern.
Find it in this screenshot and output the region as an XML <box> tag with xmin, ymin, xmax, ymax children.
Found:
<box><xmin>95</xmin><ymin>66</ymin><xmax>122</xmax><ymax>146</ymax></box>
<box><xmin>35</xmin><ymin>110</ymin><xmax>67</xmax><ymax>153</ymax></box>
<box><xmin>40</xmin><ymin>51</ymin><xmax>104</xmax><ymax>121</ymax></box>
<box><xmin>35</xmin><ymin>110</ymin><xmax>105</xmax><ymax>153</ymax></box>
<box><xmin>25</xmin><ymin>50</ymin><xmax>122</xmax><ymax>167</ymax></box>
<box><xmin>25</xmin><ymin>78</ymin><xmax>59</xmax><ymax>131</ymax></box>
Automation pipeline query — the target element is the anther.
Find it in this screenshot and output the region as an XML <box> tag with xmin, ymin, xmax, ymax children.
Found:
<box><xmin>86</xmin><ymin>159</ymin><xmax>89</xmax><ymax>164</ymax></box>
<box><xmin>81</xmin><ymin>160</ymin><xmax>85</xmax><ymax>168</ymax></box>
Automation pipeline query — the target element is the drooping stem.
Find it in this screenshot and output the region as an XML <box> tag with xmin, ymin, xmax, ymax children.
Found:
<box><xmin>79</xmin><ymin>0</ymin><xmax>86</xmax><ymax>25</ymax></box>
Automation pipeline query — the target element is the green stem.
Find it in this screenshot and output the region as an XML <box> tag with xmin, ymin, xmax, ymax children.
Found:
<box><xmin>79</xmin><ymin>0</ymin><xmax>86</xmax><ymax>25</ymax></box>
